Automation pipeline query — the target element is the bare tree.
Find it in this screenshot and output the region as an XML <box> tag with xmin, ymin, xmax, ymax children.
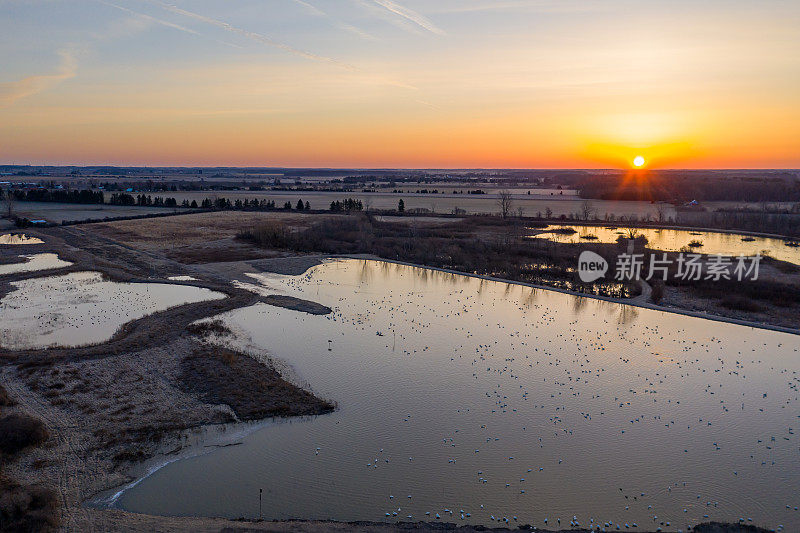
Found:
<box><xmin>545</xmin><ymin>206</ymin><xmax>553</xmax><ymax>219</ymax></box>
<box><xmin>656</xmin><ymin>203</ymin><xmax>667</xmax><ymax>223</ymax></box>
<box><xmin>3</xmin><ymin>188</ymin><xmax>14</xmax><ymax>219</ymax></box>
<box><xmin>580</xmin><ymin>200</ymin><xmax>594</xmax><ymax>221</ymax></box>
<box><xmin>498</xmin><ymin>189</ymin><xmax>513</xmax><ymax>219</ymax></box>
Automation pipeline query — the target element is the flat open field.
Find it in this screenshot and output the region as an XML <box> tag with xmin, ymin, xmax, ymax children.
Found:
<box><xmin>11</xmin><ymin>194</ymin><xmax>798</xmax><ymax>228</ymax></box>
<box><xmin>87</xmin><ymin>211</ymin><xmax>332</xmax><ymax>263</ymax></box>
<box><xmin>158</xmin><ymin>190</ymin><xmax>673</xmax><ymax>218</ymax></box>
<box><xmin>14</xmin><ymin>201</ymin><xmax>184</xmax><ymax>223</ymax></box>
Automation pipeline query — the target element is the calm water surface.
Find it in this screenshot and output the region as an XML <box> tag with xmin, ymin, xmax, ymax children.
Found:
<box><xmin>532</xmin><ymin>225</ymin><xmax>800</xmax><ymax>265</ymax></box>
<box><xmin>0</xmin><ymin>253</ymin><xmax>71</xmax><ymax>275</ymax></box>
<box><xmin>0</xmin><ymin>271</ymin><xmax>224</xmax><ymax>349</ymax></box>
<box><xmin>117</xmin><ymin>260</ymin><xmax>800</xmax><ymax>531</ymax></box>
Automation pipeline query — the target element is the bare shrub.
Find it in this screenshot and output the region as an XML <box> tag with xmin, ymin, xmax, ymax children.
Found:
<box><xmin>720</xmin><ymin>296</ymin><xmax>764</xmax><ymax>313</ymax></box>
<box><xmin>0</xmin><ymin>476</ymin><xmax>59</xmax><ymax>532</ymax></box>
<box><xmin>650</xmin><ymin>280</ymin><xmax>665</xmax><ymax>304</ymax></box>
<box><xmin>0</xmin><ymin>386</ymin><xmax>13</xmax><ymax>407</ymax></box>
<box><xmin>186</xmin><ymin>320</ymin><xmax>232</xmax><ymax>338</ymax></box>
<box><xmin>237</xmin><ymin>221</ymin><xmax>293</xmax><ymax>248</ymax></box>
<box><xmin>0</xmin><ymin>415</ymin><xmax>49</xmax><ymax>456</ymax></box>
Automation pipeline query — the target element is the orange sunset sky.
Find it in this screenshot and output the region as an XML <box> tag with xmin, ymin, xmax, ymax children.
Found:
<box><xmin>1</xmin><ymin>0</ymin><xmax>798</xmax><ymax>169</ymax></box>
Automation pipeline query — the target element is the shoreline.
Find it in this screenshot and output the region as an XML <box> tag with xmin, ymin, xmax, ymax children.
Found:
<box><xmin>342</xmin><ymin>256</ymin><xmax>800</xmax><ymax>336</ymax></box>
<box><xmin>89</xmin><ymin>416</ymin><xmax>282</xmax><ymax>509</ymax></box>
<box><xmin>531</xmin><ymin>220</ymin><xmax>799</xmax><ymax>241</ymax></box>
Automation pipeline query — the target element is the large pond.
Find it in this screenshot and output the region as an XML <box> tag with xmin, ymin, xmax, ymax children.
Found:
<box><xmin>115</xmin><ymin>260</ymin><xmax>799</xmax><ymax>531</ymax></box>
<box><xmin>0</xmin><ymin>271</ymin><xmax>225</xmax><ymax>350</ymax></box>
<box><xmin>531</xmin><ymin>225</ymin><xmax>800</xmax><ymax>265</ymax></box>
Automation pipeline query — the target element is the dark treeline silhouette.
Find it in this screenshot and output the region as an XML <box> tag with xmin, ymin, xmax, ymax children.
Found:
<box><xmin>108</xmin><ymin>193</ymin><xmax>177</xmax><ymax>207</ymax></box>
<box><xmin>678</xmin><ymin>208</ymin><xmax>800</xmax><ymax>237</ymax></box>
<box><xmin>329</xmin><ymin>198</ymin><xmax>363</xmax><ymax>212</ymax></box>
<box><xmin>3</xmin><ymin>188</ymin><xmax>104</xmax><ymax>204</ymax></box>
<box><xmin>108</xmin><ymin>194</ymin><xmax>311</xmax><ymax>211</ymax></box>
<box><xmin>578</xmin><ymin>174</ymin><xmax>800</xmax><ymax>202</ymax></box>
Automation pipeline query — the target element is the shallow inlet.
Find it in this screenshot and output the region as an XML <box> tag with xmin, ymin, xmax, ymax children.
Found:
<box><xmin>0</xmin><ymin>271</ymin><xmax>225</xmax><ymax>350</ymax></box>
<box><xmin>532</xmin><ymin>224</ymin><xmax>800</xmax><ymax>265</ymax></box>
<box><xmin>116</xmin><ymin>259</ymin><xmax>799</xmax><ymax>531</ymax></box>
<box><xmin>0</xmin><ymin>233</ymin><xmax>45</xmax><ymax>245</ymax></box>
<box><xmin>0</xmin><ymin>253</ymin><xmax>72</xmax><ymax>275</ymax></box>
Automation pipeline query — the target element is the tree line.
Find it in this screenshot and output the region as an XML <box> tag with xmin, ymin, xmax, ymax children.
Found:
<box><xmin>577</xmin><ymin>174</ymin><xmax>800</xmax><ymax>202</ymax></box>
<box><xmin>1</xmin><ymin>188</ymin><xmax>104</xmax><ymax>204</ymax></box>
<box><xmin>3</xmin><ymin>187</ymin><xmax>387</xmax><ymax>216</ymax></box>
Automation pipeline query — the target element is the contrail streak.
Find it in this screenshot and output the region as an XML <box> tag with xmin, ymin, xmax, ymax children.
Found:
<box><xmin>369</xmin><ymin>0</ymin><xmax>445</xmax><ymax>35</ymax></box>
<box><xmin>97</xmin><ymin>0</ymin><xmax>202</xmax><ymax>36</ymax></box>
<box><xmin>289</xmin><ymin>0</ymin><xmax>376</xmax><ymax>40</ymax></box>
<box><xmin>142</xmin><ymin>0</ymin><xmax>355</xmax><ymax>69</ymax></box>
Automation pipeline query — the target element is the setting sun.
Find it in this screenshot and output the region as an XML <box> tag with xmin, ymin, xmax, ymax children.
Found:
<box><xmin>633</xmin><ymin>155</ymin><xmax>646</xmax><ymax>168</ymax></box>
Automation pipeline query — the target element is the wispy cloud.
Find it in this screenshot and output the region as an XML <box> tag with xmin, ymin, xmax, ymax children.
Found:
<box><xmin>368</xmin><ymin>0</ymin><xmax>445</xmax><ymax>35</ymax></box>
<box><xmin>96</xmin><ymin>0</ymin><xmax>243</xmax><ymax>48</ymax></box>
<box><xmin>142</xmin><ymin>0</ymin><xmax>355</xmax><ymax>69</ymax></box>
<box><xmin>0</xmin><ymin>50</ymin><xmax>77</xmax><ymax>109</ymax></box>
<box><xmin>289</xmin><ymin>0</ymin><xmax>377</xmax><ymax>40</ymax></box>
<box><xmin>97</xmin><ymin>0</ymin><xmax>201</xmax><ymax>36</ymax></box>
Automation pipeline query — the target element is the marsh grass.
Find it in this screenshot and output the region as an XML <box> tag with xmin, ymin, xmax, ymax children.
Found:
<box><xmin>179</xmin><ymin>346</ymin><xmax>335</xmax><ymax>420</ymax></box>
<box><xmin>186</xmin><ymin>320</ymin><xmax>233</xmax><ymax>338</ymax></box>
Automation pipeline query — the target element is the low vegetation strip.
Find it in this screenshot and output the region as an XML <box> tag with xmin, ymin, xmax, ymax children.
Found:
<box><xmin>262</xmin><ymin>295</ymin><xmax>332</xmax><ymax>315</ymax></box>
<box><xmin>179</xmin><ymin>346</ymin><xmax>335</xmax><ymax>420</ymax></box>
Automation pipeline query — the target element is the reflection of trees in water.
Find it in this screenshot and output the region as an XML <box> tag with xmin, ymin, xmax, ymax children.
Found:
<box><xmin>357</xmin><ymin>260</ymin><xmax>373</xmax><ymax>284</ymax></box>
<box><xmin>572</xmin><ymin>294</ymin><xmax>588</xmax><ymax>314</ymax></box>
<box><xmin>616</xmin><ymin>304</ymin><xmax>639</xmax><ymax>324</ymax></box>
<box><xmin>349</xmin><ymin>260</ymin><xmax>638</xmax><ymax>319</ymax></box>
<box><xmin>588</xmin><ymin>297</ymin><xmax>636</xmax><ymax>325</ymax></box>
<box><xmin>520</xmin><ymin>287</ymin><xmax>538</xmax><ymax>309</ymax></box>
<box><xmin>477</xmin><ymin>278</ymin><xmax>488</xmax><ymax>297</ymax></box>
<box><xmin>379</xmin><ymin>261</ymin><xmax>393</xmax><ymax>278</ymax></box>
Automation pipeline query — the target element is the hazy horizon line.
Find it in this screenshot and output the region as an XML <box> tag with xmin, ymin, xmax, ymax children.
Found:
<box><xmin>1</xmin><ymin>163</ymin><xmax>798</xmax><ymax>172</ymax></box>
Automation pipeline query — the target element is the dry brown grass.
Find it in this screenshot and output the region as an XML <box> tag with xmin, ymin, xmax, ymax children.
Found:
<box><xmin>88</xmin><ymin>211</ymin><xmax>328</xmax><ymax>248</ymax></box>
<box><xmin>179</xmin><ymin>346</ymin><xmax>335</xmax><ymax>420</ymax></box>
<box><xmin>186</xmin><ymin>319</ymin><xmax>233</xmax><ymax>338</ymax></box>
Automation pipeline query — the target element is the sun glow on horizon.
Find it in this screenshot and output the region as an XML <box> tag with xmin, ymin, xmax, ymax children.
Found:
<box><xmin>633</xmin><ymin>155</ymin><xmax>646</xmax><ymax>168</ymax></box>
<box><xmin>0</xmin><ymin>1</ymin><xmax>798</xmax><ymax>168</ymax></box>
